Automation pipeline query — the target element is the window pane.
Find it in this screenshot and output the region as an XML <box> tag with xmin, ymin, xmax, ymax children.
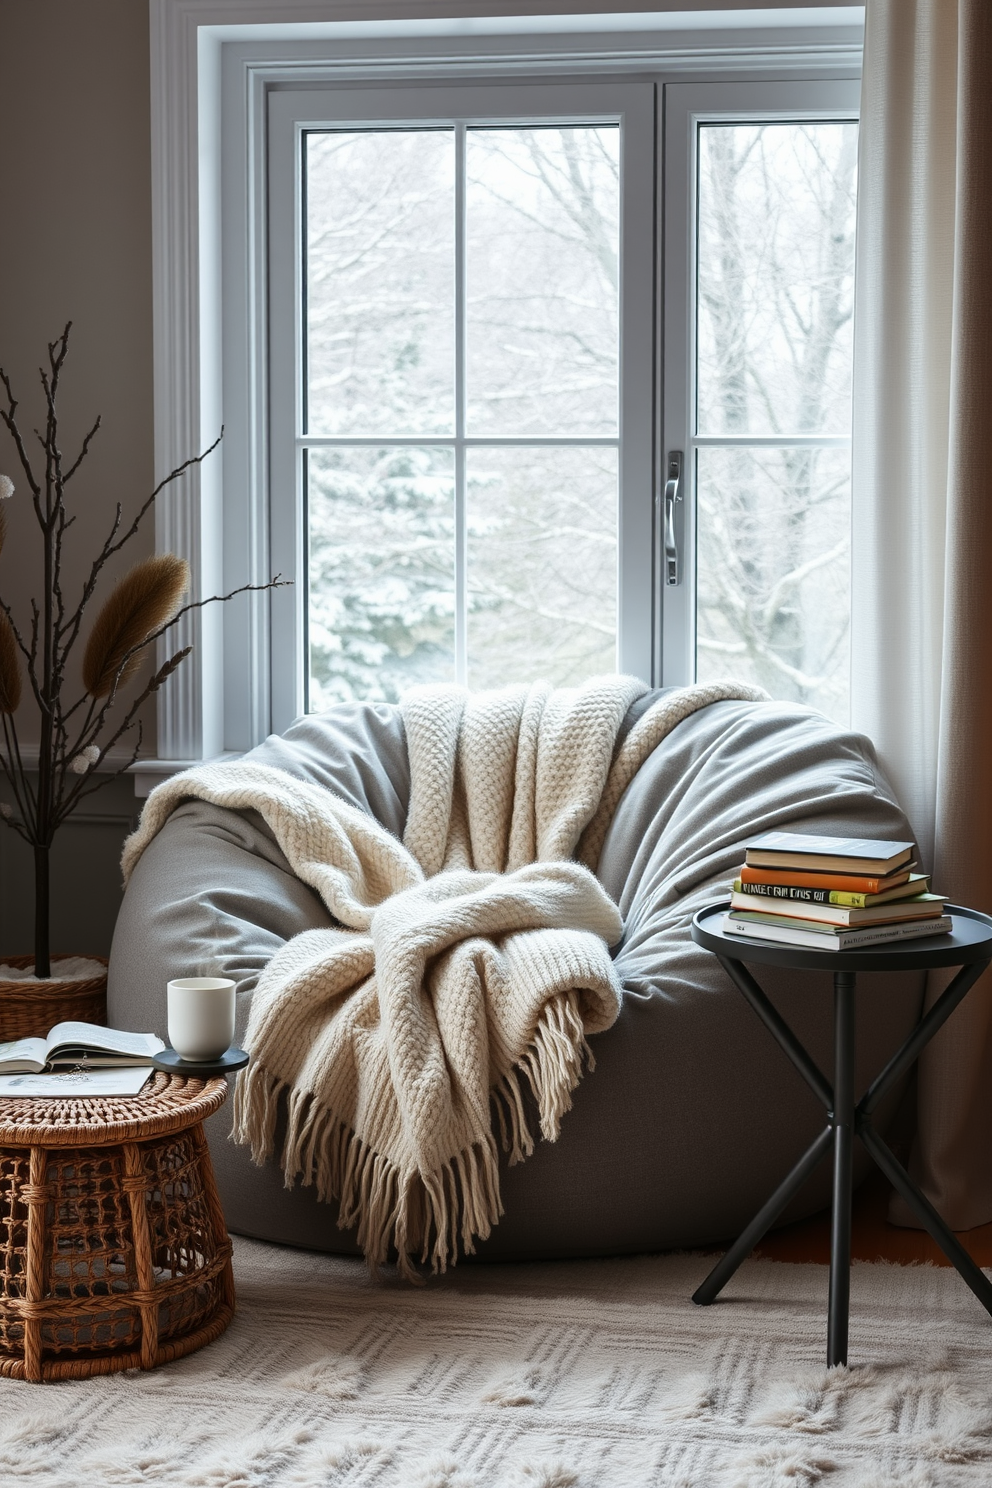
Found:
<box><xmin>466</xmin><ymin>447</ymin><xmax>617</xmax><ymax>688</ymax></box>
<box><xmin>305</xmin><ymin>131</ymin><xmax>455</xmax><ymax>437</ymax></box>
<box><xmin>308</xmin><ymin>446</ymin><xmax>455</xmax><ymax>707</ymax></box>
<box><xmin>696</xmin><ymin>123</ymin><xmax>857</xmax><ymax>437</ymax></box>
<box><xmin>695</xmin><ymin>446</ymin><xmax>850</xmax><ymax>723</ymax></box>
<box><xmin>466</xmin><ymin>127</ymin><xmax>619</xmax><ymax>437</ymax></box>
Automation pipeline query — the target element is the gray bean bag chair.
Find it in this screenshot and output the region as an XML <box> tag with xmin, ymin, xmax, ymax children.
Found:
<box><xmin>108</xmin><ymin>694</ymin><xmax>924</xmax><ymax>1259</ymax></box>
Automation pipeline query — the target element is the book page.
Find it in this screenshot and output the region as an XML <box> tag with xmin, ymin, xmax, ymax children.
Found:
<box><xmin>0</xmin><ymin>1038</ymin><xmax>48</xmax><ymax>1074</ymax></box>
<box><xmin>747</xmin><ymin>831</ymin><xmax>913</xmax><ymax>858</ymax></box>
<box><xmin>44</xmin><ymin>1022</ymin><xmax>165</xmax><ymax>1060</ymax></box>
<box><xmin>0</xmin><ymin>1067</ymin><xmax>152</xmax><ymax>1098</ymax></box>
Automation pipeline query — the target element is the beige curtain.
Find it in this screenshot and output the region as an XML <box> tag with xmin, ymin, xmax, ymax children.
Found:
<box><xmin>851</xmin><ymin>0</ymin><xmax>992</xmax><ymax>1228</ymax></box>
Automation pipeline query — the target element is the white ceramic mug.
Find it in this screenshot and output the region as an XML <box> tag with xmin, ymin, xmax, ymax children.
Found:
<box><xmin>167</xmin><ymin>977</ymin><xmax>236</xmax><ymax>1061</ymax></box>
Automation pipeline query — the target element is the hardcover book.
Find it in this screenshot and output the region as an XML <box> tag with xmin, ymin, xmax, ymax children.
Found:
<box><xmin>729</xmin><ymin>891</ymin><xmax>947</xmax><ymax>927</ymax></box>
<box><xmin>732</xmin><ymin>875</ymin><xmax>931</xmax><ymax>909</ymax></box>
<box><xmin>739</xmin><ymin>864</ymin><xmax>914</xmax><ymax>894</ymax></box>
<box><xmin>724</xmin><ymin>911</ymin><xmax>952</xmax><ymax>951</ymax></box>
<box><xmin>744</xmin><ymin>832</ymin><xmax>914</xmax><ymax>875</ymax></box>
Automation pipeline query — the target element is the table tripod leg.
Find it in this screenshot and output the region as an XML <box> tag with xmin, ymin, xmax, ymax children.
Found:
<box><xmin>828</xmin><ymin>971</ymin><xmax>856</xmax><ymax>1367</ymax></box>
<box><xmin>693</xmin><ymin>1125</ymin><xmax>833</xmax><ymax>1306</ymax></box>
<box><xmin>858</xmin><ymin>1121</ymin><xmax>992</xmax><ymax>1318</ymax></box>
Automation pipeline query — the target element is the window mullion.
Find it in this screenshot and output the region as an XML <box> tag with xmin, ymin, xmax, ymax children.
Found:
<box><xmin>454</xmin><ymin>121</ymin><xmax>468</xmax><ymax>687</ymax></box>
<box><xmin>296</xmin><ymin>436</ymin><xmax>620</xmax><ymax>448</ymax></box>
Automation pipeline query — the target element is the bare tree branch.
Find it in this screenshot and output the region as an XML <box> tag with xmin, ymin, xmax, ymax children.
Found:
<box><xmin>0</xmin><ymin>325</ymin><xmax>285</xmax><ymax>968</ymax></box>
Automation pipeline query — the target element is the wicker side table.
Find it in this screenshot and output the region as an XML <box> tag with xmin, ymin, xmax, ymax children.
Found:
<box><xmin>0</xmin><ymin>1072</ymin><xmax>234</xmax><ymax>1381</ymax></box>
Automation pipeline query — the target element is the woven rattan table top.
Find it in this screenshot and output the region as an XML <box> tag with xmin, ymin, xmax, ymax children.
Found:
<box><xmin>0</xmin><ymin>1071</ymin><xmax>228</xmax><ymax>1146</ymax></box>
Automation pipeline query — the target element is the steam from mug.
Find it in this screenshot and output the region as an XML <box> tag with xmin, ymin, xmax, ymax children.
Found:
<box><xmin>167</xmin><ymin>977</ymin><xmax>236</xmax><ymax>1061</ymax></box>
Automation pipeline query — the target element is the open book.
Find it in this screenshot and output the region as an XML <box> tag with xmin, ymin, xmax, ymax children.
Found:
<box><xmin>0</xmin><ymin>1021</ymin><xmax>165</xmax><ymax>1075</ymax></box>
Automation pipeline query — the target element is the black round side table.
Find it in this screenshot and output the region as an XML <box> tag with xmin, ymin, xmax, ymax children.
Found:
<box><xmin>691</xmin><ymin>901</ymin><xmax>992</xmax><ymax>1367</ymax></box>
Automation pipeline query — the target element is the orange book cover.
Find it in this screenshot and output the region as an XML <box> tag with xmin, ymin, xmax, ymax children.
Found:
<box><xmin>739</xmin><ymin>865</ymin><xmax>913</xmax><ymax>895</ymax></box>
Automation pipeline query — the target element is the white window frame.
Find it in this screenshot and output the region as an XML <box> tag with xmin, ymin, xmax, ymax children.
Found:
<box><xmin>660</xmin><ymin>78</ymin><xmax>862</xmax><ymax>687</ymax></box>
<box><xmin>267</xmin><ymin>81</ymin><xmax>655</xmax><ymax>724</ymax></box>
<box><xmin>148</xmin><ymin>0</ymin><xmax>863</xmax><ymax>772</ymax></box>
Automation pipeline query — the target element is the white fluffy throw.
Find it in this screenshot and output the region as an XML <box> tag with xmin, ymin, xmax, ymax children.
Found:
<box><xmin>122</xmin><ymin>677</ymin><xmax>766</xmax><ymax>1275</ymax></box>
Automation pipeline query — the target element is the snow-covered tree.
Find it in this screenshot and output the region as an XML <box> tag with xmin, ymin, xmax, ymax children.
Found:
<box><xmin>694</xmin><ymin>123</ymin><xmax>858</xmax><ymax>722</ymax></box>
<box><xmin>303</xmin><ymin>119</ymin><xmax>857</xmax><ymax>719</ymax></box>
<box><xmin>305</xmin><ymin>125</ymin><xmax>620</xmax><ymax>703</ymax></box>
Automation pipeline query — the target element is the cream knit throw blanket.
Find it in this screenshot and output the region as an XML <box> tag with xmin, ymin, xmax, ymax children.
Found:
<box><xmin>122</xmin><ymin>677</ymin><xmax>765</xmax><ymax>1275</ymax></box>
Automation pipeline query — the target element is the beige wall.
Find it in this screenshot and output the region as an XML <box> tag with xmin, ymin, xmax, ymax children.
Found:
<box><xmin>0</xmin><ymin>2</ymin><xmax>153</xmax><ymax>955</ymax></box>
<box><xmin>0</xmin><ymin>0</ymin><xmax>156</xmax><ymax>748</ymax></box>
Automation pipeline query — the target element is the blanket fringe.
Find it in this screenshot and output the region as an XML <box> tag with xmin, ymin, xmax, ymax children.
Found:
<box><xmin>230</xmin><ymin>989</ymin><xmax>590</xmax><ymax>1278</ymax></box>
<box><xmin>232</xmin><ymin>1063</ymin><xmax>505</xmax><ymax>1282</ymax></box>
<box><xmin>230</xmin><ymin>1061</ymin><xmax>282</xmax><ymax>1164</ymax></box>
<box><xmin>491</xmin><ymin>989</ymin><xmax>593</xmax><ymax>1164</ymax></box>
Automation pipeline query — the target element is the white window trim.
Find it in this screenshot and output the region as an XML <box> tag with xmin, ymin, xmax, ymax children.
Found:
<box><xmin>149</xmin><ymin>0</ymin><xmax>863</xmax><ymax>771</ymax></box>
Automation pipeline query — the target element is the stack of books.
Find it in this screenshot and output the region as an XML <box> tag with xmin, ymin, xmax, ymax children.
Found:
<box><xmin>725</xmin><ymin>832</ymin><xmax>952</xmax><ymax>950</ymax></box>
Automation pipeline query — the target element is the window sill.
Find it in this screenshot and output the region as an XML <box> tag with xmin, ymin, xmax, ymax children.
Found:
<box><xmin>129</xmin><ymin>752</ymin><xmax>242</xmax><ymax>799</ymax></box>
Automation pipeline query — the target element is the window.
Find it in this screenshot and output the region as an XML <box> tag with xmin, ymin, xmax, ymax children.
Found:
<box><xmin>662</xmin><ymin>81</ymin><xmax>860</xmax><ymax>726</ymax></box>
<box><xmin>269</xmin><ymin>77</ymin><xmax>859</xmax><ymax>727</ymax></box>
<box><xmin>267</xmin><ymin>83</ymin><xmax>655</xmax><ymax>726</ymax></box>
<box><xmin>149</xmin><ymin>9</ymin><xmax>864</xmax><ymax>761</ymax></box>
<box><xmin>303</xmin><ymin>124</ymin><xmax>620</xmax><ymax>705</ymax></box>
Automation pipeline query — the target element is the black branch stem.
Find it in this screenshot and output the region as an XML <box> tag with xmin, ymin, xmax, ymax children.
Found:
<box><xmin>0</xmin><ymin>372</ymin><xmax>42</xmax><ymax>498</ymax></box>
<box><xmin>57</xmin><ymin>432</ymin><xmax>224</xmax><ymax>669</ymax></box>
<box><xmin>115</xmin><ymin>575</ymin><xmax>289</xmax><ymax>672</ymax></box>
<box><xmin>107</xmin><ymin>432</ymin><xmax>223</xmax><ymax>558</ymax></box>
<box><xmin>0</xmin><ymin>326</ymin><xmax>268</xmax><ymax>975</ymax></box>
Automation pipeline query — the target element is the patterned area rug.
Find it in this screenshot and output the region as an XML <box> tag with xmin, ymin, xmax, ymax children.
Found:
<box><xmin>2</xmin><ymin>1238</ymin><xmax>991</xmax><ymax>1486</ymax></box>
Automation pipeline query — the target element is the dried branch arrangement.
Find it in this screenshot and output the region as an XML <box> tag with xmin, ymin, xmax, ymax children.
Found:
<box><xmin>0</xmin><ymin>325</ymin><xmax>285</xmax><ymax>976</ymax></box>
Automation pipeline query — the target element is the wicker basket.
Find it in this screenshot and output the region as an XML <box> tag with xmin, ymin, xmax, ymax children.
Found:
<box><xmin>0</xmin><ymin>956</ymin><xmax>108</xmax><ymax>1041</ymax></box>
<box><xmin>0</xmin><ymin>1072</ymin><xmax>234</xmax><ymax>1381</ymax></box>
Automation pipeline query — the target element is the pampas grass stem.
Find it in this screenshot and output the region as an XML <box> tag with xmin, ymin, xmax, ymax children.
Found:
<box><xmin>82</xmin><ymin>553</ymin><xmax>190</xmax><ymax>698</ymax></box>
<box><xmin>0</xmin><ymin>610</ymin><xmax>21</xmax><ymax>713</ymax></box>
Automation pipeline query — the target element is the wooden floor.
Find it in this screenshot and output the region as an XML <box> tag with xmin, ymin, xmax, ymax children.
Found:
<box><xmin>741</xmin><ymin>1167</ymin><xmax>992</xmax><ymax>1267</ymax></box>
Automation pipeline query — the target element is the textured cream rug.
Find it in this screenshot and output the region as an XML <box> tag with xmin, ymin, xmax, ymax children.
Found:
<box><xmin>2</xmin><ymin>1239</ymin><xmax>991</xmax><ymax>1487</ymax></box>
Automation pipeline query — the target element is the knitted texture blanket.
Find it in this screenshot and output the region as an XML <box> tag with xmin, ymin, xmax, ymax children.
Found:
<box><xmin>122</xmin><ymin>677</ymin><xmax>766</xmax><ymax>1275</ymax></box>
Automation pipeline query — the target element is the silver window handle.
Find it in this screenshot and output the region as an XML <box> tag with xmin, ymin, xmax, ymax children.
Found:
<box><xmin>664</xmin><ymin>451</ymin><xmax>683</xmax><ymax>586</ymax></box>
